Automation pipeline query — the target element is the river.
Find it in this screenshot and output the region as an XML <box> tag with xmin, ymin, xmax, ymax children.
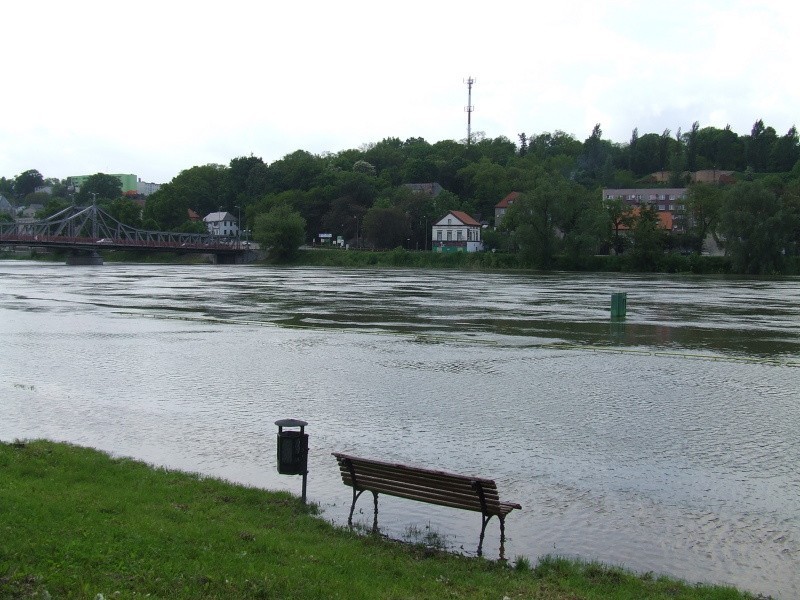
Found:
<box><xmin>1</xmin><ymin>261</ymin><xmax>798</xmax><ymax>598</ymax></box>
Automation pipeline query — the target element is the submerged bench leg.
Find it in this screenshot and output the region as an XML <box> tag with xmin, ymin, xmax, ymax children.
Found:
<box><xmin>348</xmin><ymin>489</ymin><xmax>365</xmax><ymax>527</ymax></box>
<box><xmin>478</xmin><ymin>513</ymin><xmax>493</xmax><ymax>557</ymax></box>
<box><xmin>499</xmin><ymin>515</ymin><xmax>507</xmax><ymax>561</ymax></box>
<box><xmin>346</xmin><ymin>488</ymin><xmax>380</xmax><ymax>534</ymax></box>
<box><xmin>372</xmin><ymin>491</ymin><xmax>379</xmax><ymax>533</ymax></box>
<box><xmin>478</xmin><ymin>514</ymin><xmax>508</xmax><ymax>559</ymax></box>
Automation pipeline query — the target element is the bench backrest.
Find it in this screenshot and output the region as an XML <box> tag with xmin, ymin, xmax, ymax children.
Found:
<box><xmin>333</xmin><ymin>452</ymin><xmax>511</xmax><ymax>516</ymax></box>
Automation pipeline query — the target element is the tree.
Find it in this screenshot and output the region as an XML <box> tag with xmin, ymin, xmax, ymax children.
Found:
<box><xmin>768</xmin><ymin>126</ymin><xmax>800</xmax><ymax>173</ymax></box>
<box><xmin>577</xmin><ymin>124</ymin><xmax>618</xmax><ymax>185</ymax></box>
<box><xmin>14</xmin><ymin>169</ymin><xmax>44</xmax><ymax>199</ymax></box>
<box><xmin>747</xmin><ymin>119</ymin><xmax>777</xmax><ymax>172</ymax></box>
<box><xmin>629</xmin><ymin>203</ymin><xmax>666</xmax><ymax>271</ymax></box>
<box><xmin>605</xmin><ymin>198</ymin><xmax>634</xmax><ymax>255</ymax></box>
<box><xmin>362</xmin><ymin>204</ymin><xmax>410</xmax><ymax>249</ymax></box>
<box><xmin>629</xmin><ymin>133</ymin><xmax>662</xmax><ymax>176</ymax></box>
<box><xmin>627</xmin><ymin>128</ymin><xmax>639</xmax><ymax>172</ymax></box>
<box><xmin>252</xmin><ymin>204</ymin><xmax>306</xmax><ymax>261</ymax></box>
<box><xmin>145</xmin><ymin>164</ymin><xmax>228</xmax><ymax>229</ymax></box>
<box><xmin>502</xmin><ymin>174</ymin><xmax>564</xmax><ymax>268</ymax></box>
<box><xmin>76</xmin><ymin>173</ymin><xmax>123</xmax><ymax>202</ymax></box>
<box><xmin>224</xmin><ymin>155</ymin><xmax>267</xmax><ymax>206</ymax></box>
<box><xmin>684</xmin><ymin>183</ymin><xmax>723</xmax><ymax>253</ymax></box>
<box><xmin>557</xmin><ymin>183</ymin><xmax>606</xmax><ymax>264</ymax></box>
<box><xmin>101</xmin><ymin>198</ymin><xmax>142</xmax><ymax>228</ymax></box>
<box><xmin>456</xmin><ymin>158</ymin><xmax>510</xmax><ymax>220</ymax></box>
<box><xmin>36</xmin><ymin>198</ymin><xmax>71</xmax><ymax>219</ymax></box>
<box><xmin>517</xmin><ymin>133</ymin><xmax>528</xmax><ymax>157</ymax></box>
<box><xmin>0</xmin><ymin>177</ymin><xmax>15</xmax><ymax>198</ymax></box>
<box><xmin>353</xmin><ymin>160</ymin><xmax>376</xmax><ymax>176</ymax></box>
<box><xmin>142</xmin><ymin>189</ymin><xmax>190</xmax><ymax>231</ymax></box>
<box><xmin>719</xmin><ymin>181</ymin><xmax>787</xmax><ymax>274</ymax></box>
<box><xmin>267</xmin><ymin>150</ymin><xmax>324</xmax><ymax>193</ymax></box>
<box><xmin>685</xmin><ymin>121</ymin><xmax>700</xmax><ymax>172</ymax></box>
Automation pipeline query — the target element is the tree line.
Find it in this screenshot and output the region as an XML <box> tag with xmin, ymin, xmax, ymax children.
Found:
<box><xmin>3</xmin><ymin>119</ymin><xmax>799</xmax><ymax>273</ymax></box>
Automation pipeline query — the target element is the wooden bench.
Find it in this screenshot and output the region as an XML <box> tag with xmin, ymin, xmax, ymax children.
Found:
<box><xmin>332</xmin><ymin>452</ymin><xmax>521</xmax><ymax>558</ymax></box>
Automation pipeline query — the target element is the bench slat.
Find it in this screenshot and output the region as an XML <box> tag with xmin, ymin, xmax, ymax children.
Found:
<box><xmin>333</xmin><ymin>453</ymin><xmax>495</xmax><ymax>486</ymax></box>
<box><xmin>336</xmin><ymin>465</ymin><xmax>502</xmax><ymax>499</ymax></box>
<box><xmin>339</xmin><ymin>474</ymin><xmax>505</xmax><ymax>513</ymax></box>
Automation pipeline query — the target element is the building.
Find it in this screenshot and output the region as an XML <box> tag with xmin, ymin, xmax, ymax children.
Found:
<box><xmin>602</xmin><ymin>188</ymin><xmax>687</xmax><ymax>232</ymax></box>
<box><xmin>137</xmin><ymin>179</ymin><xmax>162</xmax><ymax>196</ymax></box>
<box><xmin>404</xmin><ymin>182</ymin><xmax>445</xmax><ymax>197</ymax></box>
<box><xmin>494</xmin><ymin>191</ymin><xmax>520</xmax><ymax>226</ymax></box>
<box><xmin>69</xmin><ymin>173</ymin><xmax>138</xmax><ymax>194</ymax></box>
<box><xmin>432</xmin><ymin>211</ymin><xmax>484</xmax><ymax>252</ymax></box>
<box><xmin>648</xmin><ymin>169</ymin><xmax>735</xmax><ymax>185</ymax></box>
<box><xmin>203</xmin><ymin>211</ymin><xmax>239</xmax><ymax>237</ymax></box>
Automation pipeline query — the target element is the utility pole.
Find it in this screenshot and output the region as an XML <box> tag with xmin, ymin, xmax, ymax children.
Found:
<box><xmin>464</xmin><ymin>76</ymin><xmax>475</xmax><ymax>145</ymax></box>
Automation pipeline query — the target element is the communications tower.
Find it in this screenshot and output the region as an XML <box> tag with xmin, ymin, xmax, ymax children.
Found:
<box><xmin>464</xmin><ymin>76</ymin><xmax>475</xmax><ymax>145</ymax></box>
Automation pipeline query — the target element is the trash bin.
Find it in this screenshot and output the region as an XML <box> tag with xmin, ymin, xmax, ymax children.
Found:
<box><xmin>611</xmin><ymin>292</ymin><xmax>627</xmax><ymax>319</ymax></box>
<box><xmin>275</xmin><ymin>419</ymin><xmax>309</xmax><ymax>502</ymax></box>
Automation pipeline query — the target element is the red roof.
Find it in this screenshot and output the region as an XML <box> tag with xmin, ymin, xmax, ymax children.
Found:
<box><xmin>495</xmin><ymin>191</ymin><xmax>520</xmax><ymax>208</ymax></box>
<box><xmin>449</xmin><ymin>210</ymin><xmax>481</xmax><ymax>226</ymax></box>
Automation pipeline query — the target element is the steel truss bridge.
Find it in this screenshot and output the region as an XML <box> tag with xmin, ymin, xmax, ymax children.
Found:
<box><xmin>0</xmin><ymin>203</ymin><xmax>248</xmax><ymax>264</ymax></box>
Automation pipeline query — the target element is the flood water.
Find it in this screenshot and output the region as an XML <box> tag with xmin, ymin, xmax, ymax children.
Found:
<box><xmin>1</xmin><ymin>261</ymin><xmax>798</xmax><ymax>598</ymax></box>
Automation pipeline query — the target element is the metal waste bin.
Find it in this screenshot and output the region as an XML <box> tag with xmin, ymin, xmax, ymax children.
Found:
<box><xmin>275</xmin><ymin>419</ymin><xmax>308</xmax><ymax>502</ymax></box>
<box><xmin>611</xmin><ymin>292</ymin><xmax>627</xmax><ymax>319</ymax></box>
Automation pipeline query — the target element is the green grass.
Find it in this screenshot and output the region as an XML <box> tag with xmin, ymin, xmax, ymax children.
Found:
<box><xmin>0</xmin><ymin>441</ymin><xmax>764</xmax><ymax>599</ymax></box>
<box><xmin>284</xmin><ymin>248</ymin><xmax>746</xmax><ymax>275</ymax></box>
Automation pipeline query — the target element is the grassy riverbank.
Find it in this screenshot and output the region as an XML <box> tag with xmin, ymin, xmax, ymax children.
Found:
<box><xmin>283</xmin><ymin>248</ymin><xmax>749</xmax><ymax>275</ymax></box>
<box><xmin>1</xmin><ymin>441</ymin><xmax>760</xmax><ymax>599</ymax></box>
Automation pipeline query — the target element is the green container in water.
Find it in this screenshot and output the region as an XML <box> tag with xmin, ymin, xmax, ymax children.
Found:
<box><xmin>611</xmin><ymin>292</ymin><xmax>627</xmax><ymax>318</ymax></box>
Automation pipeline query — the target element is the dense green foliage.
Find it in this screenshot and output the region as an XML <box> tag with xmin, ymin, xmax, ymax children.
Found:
<box><xmin>1</xmin><ymin>440</ymin><xmax>756</xmax><ymax>599</ymax></box>
<box><xmin>4</xmin><ymin>119</ymin><xmax>800</xmax><ymax>274</ymax></box>
<box><xmin>253</xmin><ymin>203</ymin><xmax>307</xmax><ymax>261</ymax></box>
<box><xmin>75</xmin><ymin>173</ymin><xmax>123</xmax><ymax>202</ymax></box>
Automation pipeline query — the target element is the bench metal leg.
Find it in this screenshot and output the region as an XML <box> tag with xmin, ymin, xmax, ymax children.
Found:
<box><xmin>499</xmin><ymin>515</ymin><xmax>507</xmax><ymax>561</ymax></box>
<box><xmin>372</xmin><ymin>491</ymin><xmax>379</xmax><ymax>533</ymax></box>
<box><xmin>478</xmin><ymin>513</ymin><xmax>493</xmax><ymax>557</ymax></box>
<box><xmin>478</xmin><ymin>514</ymin><xmax>507</xmax><ymax>560</ymax></box>
<box><xmin>348</xmin><ymin>489</ymin><xmax>365</xmax><ymax>527</ymax></box>
<box><xmin>346</xmin><ymin>488</ymin><xmax>380</xmax><ymax>534</ymax></box>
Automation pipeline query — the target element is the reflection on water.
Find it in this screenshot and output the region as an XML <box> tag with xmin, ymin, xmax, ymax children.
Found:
<box><xmin>1</xmin><ymin>262</ymin><xmax>798</xmax><ymax>598</ymax></box>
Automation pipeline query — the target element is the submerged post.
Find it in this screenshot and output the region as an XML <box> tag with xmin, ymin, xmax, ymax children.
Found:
<box><xmin>611</xmin><ymin>292</ymin><xmax>627</xmax><ymax>319</ymax></box>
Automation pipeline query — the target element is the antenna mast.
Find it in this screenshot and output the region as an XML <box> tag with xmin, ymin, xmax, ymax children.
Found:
<box><xmin>464</xmin><ymin>76</ymin><xmax>475</xmax><ymax>145</ymax></box>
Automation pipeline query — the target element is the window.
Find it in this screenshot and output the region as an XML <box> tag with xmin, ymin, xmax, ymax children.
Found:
<box><xmin>457</xmin><ymin>231</ymin><xmax>463</xmax><ymax>241</ymax></box>
<box><xmin>436</xmin><ymin>230</ymin><xmax>442</xmax><ymax>241</ymax></box>
<box><xmin>447</xmin><ymin>231</ymin><xmax>452</xmax><ymax>241</ymax></box>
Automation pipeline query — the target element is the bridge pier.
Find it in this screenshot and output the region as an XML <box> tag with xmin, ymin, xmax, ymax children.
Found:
<box><xmin>66</xmin><ymin>250</ymin><xmax>103</xmax><ymax>266</ymax></box>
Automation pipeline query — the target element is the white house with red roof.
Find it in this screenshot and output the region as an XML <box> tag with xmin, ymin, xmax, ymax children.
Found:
<box><xmin>494</xmin><ymin>191</ymin><xmax>520</xmax><ymax>226</ymax></box>
<box><xmin>432</xmin><ymin>210</ymin><xmax>484</xmax><ymax>252</ymax></box>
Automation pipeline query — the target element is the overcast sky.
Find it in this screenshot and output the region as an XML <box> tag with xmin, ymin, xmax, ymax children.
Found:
<box><xmin>2</xmin><ymin>0</ymin><xmax>798</xmax><ymax>185</ymax></box>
